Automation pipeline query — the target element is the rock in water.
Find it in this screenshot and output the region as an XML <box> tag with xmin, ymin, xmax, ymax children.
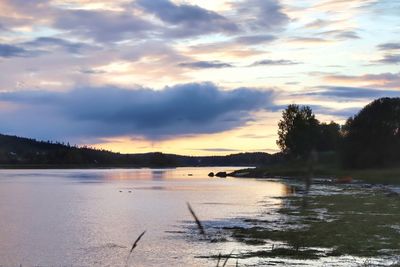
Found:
<box><xmin>215</xmin><ymin>172</ymin><xmax>227</xmax><ymax>178</ymax></box>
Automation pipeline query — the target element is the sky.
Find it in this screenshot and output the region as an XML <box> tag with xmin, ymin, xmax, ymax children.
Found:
<box><xmin>0</xmin><ymin>0</ymin><xmax>399</xmax><ymax>155</ymax></box>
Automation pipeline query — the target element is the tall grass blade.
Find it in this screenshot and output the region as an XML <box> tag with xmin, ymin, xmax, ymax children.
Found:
<box><xmin>216</xmin><ymin>252</ymin><xmax>222</xmax><ymax>267</ymax></box>
<box><xmin>187</xmin><ymin>202</ymin><xmax>206</xmax><ymax>236</ymax></box>
<box><xmin>126</xmin><ymin>230</ymin><xmax>146</xmax><ymax>266</ymax></box>
<box><xmin>222</xmin><ymin>250</ymin><xmax>234</xmax><ymax>267</ymax></box>
<box><xmin>130</xmin><ymin>230</ymin><xmax>146</xmax><ymax>253</ymax></box>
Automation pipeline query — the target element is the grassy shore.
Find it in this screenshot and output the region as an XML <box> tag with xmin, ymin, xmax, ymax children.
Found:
<box><xmin>230</xmin><ymin>165</ymin><xmax>400</xmax><ymax>185</ymax></box>
<box><xmin>226</xmin><ymin>186</ymin><xmax>400</xmax><ymax>263</ymax></box>
<box><xmin>229</xmin><ymin>152</ymin><xmax>400</xmax><ymax>185</ymax></box>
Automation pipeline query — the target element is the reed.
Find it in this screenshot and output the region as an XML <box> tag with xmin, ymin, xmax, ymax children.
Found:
<box><xmin>222</xmin><ymin>250</ymin><xmax>234</xmax><ymax>267</ymax></box>
<box><xmin>125</xmin><ymin>230</ymin><xmax>146</xmax><ymax>266</ymax></box>
<box><xmin>187</xmin><ymin>202</ymin><xmax>206</xmax><ymax>236</ymax></box>
<box><xmin>216</xmin><ymin>253</ymin><xmax>221</xmax><ymax>267</ymax></box>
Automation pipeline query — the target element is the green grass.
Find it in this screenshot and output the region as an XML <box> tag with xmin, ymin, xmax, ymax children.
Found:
<box><xmin>226</xmin><ymin>191</ymin><xmax>400</xmax><ymax>260</ymax></box>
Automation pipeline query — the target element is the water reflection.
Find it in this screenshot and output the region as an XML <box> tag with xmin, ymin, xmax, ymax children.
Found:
<box><xmin>0</xmin><ymin>168</ymin><xmax>288</xmax><ymax>266</ymax></box>
<box><xmin>151</xmin><ymin>169</ymin><xmax>166</xmax><ymax>180</ymax></box>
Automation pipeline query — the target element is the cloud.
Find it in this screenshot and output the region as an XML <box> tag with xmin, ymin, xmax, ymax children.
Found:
<box><xmin>53</xmin><ymin>9</ymin><xmax>154</xmax><ymax>42</ymax></box>
<box><xmin>0</xmin><ymin>0</ymin><xmax>52</xmax><ymax>29</ymax></box>
<box><xmin>376</xmin><ymin>54</ymin><xmax>400</xmax><ymax>64</ymax></box>
<box><xmin>304</xmin><ymin>86</ymin><xmax>400</xmax><ymax>99</ymax></box>
<box><xmin>310</xmin><ymin>105</ymin><xmax>361</xmax><ymax>118</ymax></box>
<box><xmin>239</xmin><ymin>133</ymin><xmax>276</xmax><ymax>139</ymax></box>
<box><xmin>304</xmin><ymin>19</ymin><xmax>333</xmax><ymax>29</ymax></box>
<box><xmin>186</xmin><ymin>40</ymin><xmax>265</xmax><ymax>59</ymax></box>
<box><xmin>367</xmin><ymin>0</ymin><xmax>400</xmax><ymax>16</ymax></box>
<box><xmin>136</xmin><ymin>0</ymin><xmax>238</xmax><ymax>37</ymax></box>
<box><xmin>178</xmin><ymin>61</ymin><xmax>233</xmax><ymax>69</ymax></box>
<box><xmin>318</xmin><ymin>30</ymin><xmax>360</xmax><ymax>40</ymax></box>
<box><xmin>374</xmin><ymin>42</ymin><xmax>400</xmax><ymax>65</ymax></box>
<box><xmin>0</xmin><ymin>37</ymin><xmax>97</xmax><ymax>59</ymax></box>
<box><xmin>262</xmin><ymin>102</ymin><xmax>361</xmax><ymax>119</ymax></box>
<box><xmin>289</xmin><ymin>37</ymin><xmax>331</xmax><ymax>44</ymax></box>
<box><xmin>0</xmin><ymin>44</ymin><xmax>31</xmax><ymax>58</ymax></box>
<box><xmin>232</xmin><ymin>0</ymin><xmax>289</xmax><ymax>31</ymax></box>
<box><xmin>251</xmin><ymin>59</ymin><xmax>299</xmax><ymax>66</ymax></box>
<box><xmin>79</xmin><ymin>68</ymin><xmax>107</xmax><ymax>75</ymax></box>
<box><xmin>22</xmin><ymin>37</ymin><xmax>96</xmax><ymax>54</ymax></box>
<box><xmin>270</xmin><ymin>102</ymin><xmax>362</xmax><ymax>119</ymax></box>
<box><xmin>234</xmin><ymin>34</ymin><xmax>277</xmax><ymax>45</ymax></box>
<box><xmin>0</xmin><ymin>83</ymin><xmax>274</xmax><ymax>141</ymax></box>
<box><xmin>323</xmin><ymin>72</ymin><xmax>400</xmax><ymax>88</ymax></box>
<box><xmin>378</xmin><ymin>42</ymin><xmax>400</xmax><ymax>51</ymax></box>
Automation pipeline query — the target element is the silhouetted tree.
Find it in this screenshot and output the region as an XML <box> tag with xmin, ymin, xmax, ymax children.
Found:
<box><xmin>342</xmin><ymin>97</ymin><xmax>400</xmax><ymax>168</ymax></box>
<box><xmin>277</xmin><ymin>105</ymin><xmax>319</xmax><ymax>158</ymax></box>
<box><xmin>316</xmin><ymin>121</ymin><xmax>341</xmax><ymax>152</ymax></box>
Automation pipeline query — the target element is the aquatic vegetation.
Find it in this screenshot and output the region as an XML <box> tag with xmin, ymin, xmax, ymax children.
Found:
<box><xmin>223</xmin><ymin>184</ymin><xmax>400</xmax><ymax>262</ymax></box>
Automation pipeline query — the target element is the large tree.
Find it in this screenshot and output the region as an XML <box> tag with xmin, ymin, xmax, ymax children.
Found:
<box><xmin>277</xmin><ymin>105</ymin><xmax>319</xmax><ymax>158</ymax></box>
<box><xmin>342</xmin><ymin>97</ymin><xmax>400</xmax><ymax>168</ymax></box>
<box><xmin>316</xmin><ymin>121</ymin><xmax>341</xmax><ymax>152</ymax></box>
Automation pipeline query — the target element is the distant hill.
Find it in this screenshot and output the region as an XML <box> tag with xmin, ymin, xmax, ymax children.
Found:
<box><xmin>0</xmin><ymin>133</ymin><xmax>272</xmax><ymax>168</ymax></box>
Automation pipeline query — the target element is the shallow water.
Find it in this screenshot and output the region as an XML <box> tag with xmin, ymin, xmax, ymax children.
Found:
<box><xmin>0</xmin><ymin>167</ymin><xmax>288</xmax><ymax>266</ymax></box>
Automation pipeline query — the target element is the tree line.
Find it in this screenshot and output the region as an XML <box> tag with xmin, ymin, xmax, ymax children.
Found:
<box><xmin>276</xmin><ymin>97</ymin><xmax>400</xmax><ymax>169</ymax></box>
<box><xmin>0</xmin><ymin>133</ymin><xmax>272</xmax><ymax>167</ymax></box>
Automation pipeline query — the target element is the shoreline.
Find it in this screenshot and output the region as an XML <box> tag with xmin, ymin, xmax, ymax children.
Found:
<box><xmin>228</xmin><ymin>166</ymin><xmax>400</xmax><ymax>185</ymax></box>
<box><xmin>0</xmin><ymin>164</ymin><xmax>255</xmax><ymax>170</ymax></box>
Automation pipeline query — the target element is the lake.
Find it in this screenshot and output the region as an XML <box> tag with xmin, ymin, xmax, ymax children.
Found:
<box><xmin>0</xmin><ymin>167</ymin><xmax>288</xmax><ymax>266</ymax></box>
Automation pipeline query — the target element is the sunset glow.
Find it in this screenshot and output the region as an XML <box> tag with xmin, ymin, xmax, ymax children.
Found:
<box><xmin>0</xmin><ymin>0</ymin><xmax>399</xmax><ymax>155</ymax></box>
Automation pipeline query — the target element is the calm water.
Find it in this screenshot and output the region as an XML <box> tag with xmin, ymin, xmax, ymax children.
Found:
<box><xmin>0</xmin><ymin>167</ymin><xmax>287</xmax><ymax>266</ymax></box>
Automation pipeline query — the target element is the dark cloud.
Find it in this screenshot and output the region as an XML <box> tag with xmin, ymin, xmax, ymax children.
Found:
<box><xmin>178</xmin><ymin>61</ymin><xmax>233</xmax><ymax>69</ymax></box>
<box><xmin>0</xmin><ymin>83</ymin><xmax>274</xmax><ymax>141</ymax></box>
<box><xmin>251</xmin><ymin>59</ymin><xmax>299</xmax><ymax>66</ymax></box>
<box><xmin>0</xmin><ymin>44</ymin><xmax>30</xmax><ymax>58</ymax></box>
<box><xmin>0</xmin><ymin>38</ymin><xmax>95</xmax><ymax>58</ymax></box>
<box><xmin>378</xmin><ymin>42</ymin><xmax>400</xmax><ymax>50</ymax></box>
<box><xmin>53</xmin><ymin>9</ymin><xmax>154</xmax><ymax>42</ymax></box>
<box><xmin>376</xmin><ymin>54</ymin><xmax>400</xmax><ymax>64</ymax></box>
<box><xmin>233</xmin><ymin>0</ymin><xmax>289</xmax><ymax>31</ymax></box>
<box><xmin>22</xmin><ymin>37</ymin><xmax>95</xmax><ymax>54</ymax></box>
<box><xmin>304</xmin><ymin>86</ymin><xmax>400</xmax><ymax>99</ymax></box>
<box><xmin>235</xmin><ymin>34</ymin><xmax>277</xmax><ymax>45</ymax></box>
<box><xmin>136</xmin><ymin>0</ymin><xmax>238</xmax><ymax>37</ymax></box>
